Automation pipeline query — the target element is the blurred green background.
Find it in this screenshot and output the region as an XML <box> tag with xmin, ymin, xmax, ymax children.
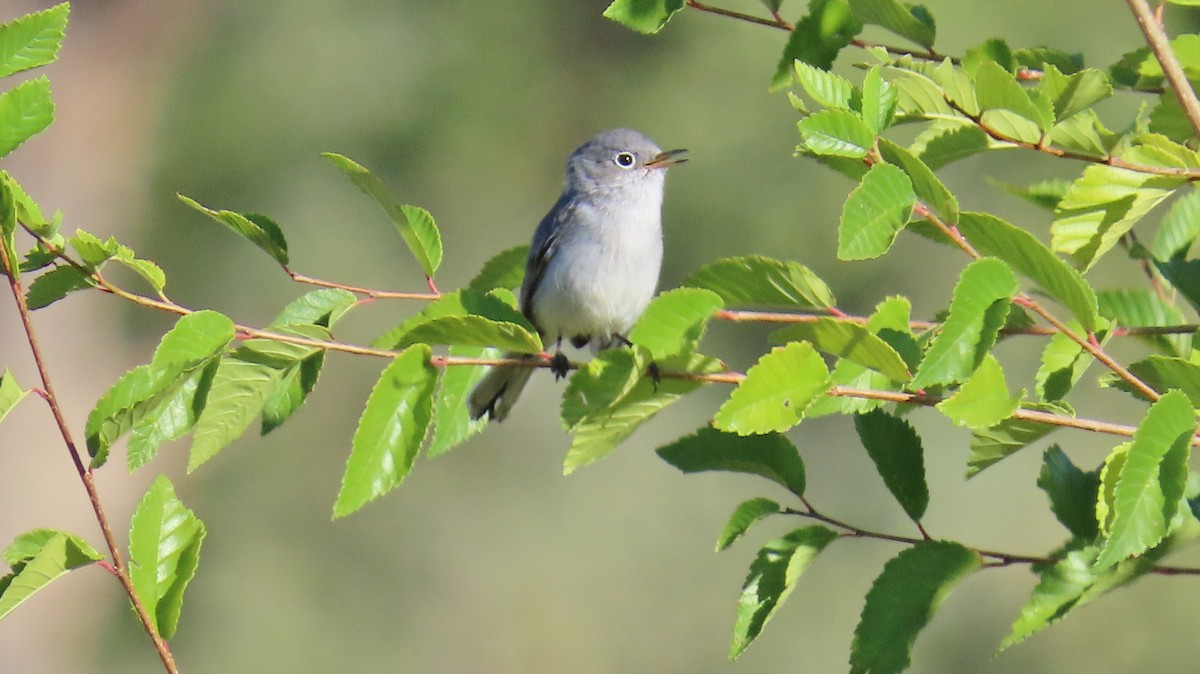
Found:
<box><xmin>2</xmin><ymin>0</ymin><xmax>1199</xmax><ymax>672</ymax></box>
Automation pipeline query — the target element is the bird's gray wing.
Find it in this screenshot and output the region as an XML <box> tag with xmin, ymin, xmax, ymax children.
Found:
<box><xmin>520</xmin><ymin>194</ymin><xmax>575</xmax><ymax>324</ymax></box>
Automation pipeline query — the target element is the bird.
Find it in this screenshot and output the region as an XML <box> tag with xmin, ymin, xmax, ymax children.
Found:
<box><xmin>467</xmin><ymin>128</ymin><xmax>687</xmax><ymax>422</ymax></box>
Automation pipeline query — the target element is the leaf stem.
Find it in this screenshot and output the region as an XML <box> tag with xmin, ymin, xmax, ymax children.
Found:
<box><xmin>0</xmin><ymin>237</ymin><xmax>180</xmax><ymax>673</ymax></box>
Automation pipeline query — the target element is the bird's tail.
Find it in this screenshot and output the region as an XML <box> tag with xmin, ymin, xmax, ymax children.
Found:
<box><xmin>467</xmin><ymin>353</ymin><xmax>538</xmax><ymax>422</ymax></box>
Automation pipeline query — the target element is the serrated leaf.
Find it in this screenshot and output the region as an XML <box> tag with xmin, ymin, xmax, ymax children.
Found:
<box><xmin>936</xmin><ymin>353</ymin><xmax>1022</xmax><ymax>428</ymax></box>
<box><xmin>974</xmin><ymin>60</ymin><xmax>1048</xmax><ymax>129</ymax></box>
<box><xmin>467</xmin><ymin>244</ymin><xmax>529</xmax><ymax>293</ymax></box>
<box><xmin>911</xmin><ymin>258</ymin><xmax>1019</xmax><ymax>390</ymax></box>
<box><xmin>967</xmin><ymin>401</ymin><xmax>1071</xmax><ymax>477</ymax></box>
<box><xmin>260</xmin><ymin>348</ymin><xmax>325</xmax><ymax>435</ymax></box>
<box><xmin>268</xmin><ymin>288</ymin><xmax>357</xmax><ymax>328</ymax></box>
<box><xmin>127</xmin><ymin>361</ymin><xmax>217</xmax><ymax>472</ymax></box>
<box><xmin>0</xmin><ymin>531</ymin><xmax>103</xmax><ymax>622</ymax></box>
<box><xmin>601</xmin><ymin>0</ymin><xmax>685</xmax><ymax>34</ymax></box>
<box><xmin>838</xmin><ymin>163</ymin><xmax>916</xmax><ymax>260</ymax></box>
<box><xmin>321</xmin><ymin>153</ymin><xmax>442</xmax><ymax>277</ymax></box>
<box><xmin>0</xmin><ymin>368</ymin><xmax>28</xmax><ymax>426</ymax></box>
<box><xmin>0</xmin><ymin>76</ymin><xmax>53</xmax><ymax>158</ymax></box>
<box><xmin>562</xmin><ymin>350</ymin><xmax>718</xmax><ymax>473</ymax></box>
<box><xmin>1112</xmin><ymin>356</ymin><xmax>1200</xmax><ymax>405</ymax></box>
<box><xmin>374</xmin><ymin>288</ymin><xmax>533</xmax><ymax>349</ymax></box>
<box><xmin>770</xmin><ymin>318</ymin><xmax>910</xmax><ymax>383</ymax></box>
<box><xmin>877</xmin><ymin>138</ymin><xmax>957</xmax><ymax>224</ymax></box>
<box><xmin>0</xmin><ymin>3</ymin><xmax>68</xmax><ymax>79</ymax></box>
<box><xmin>797</xmin><ymin>109</ymin><xmax>875</xmax><ymax>158</ymax></box>
<box><xmin>861</xmin><ymin>67</ymin><xmax>898</xmax><ymax>134</ymax></box>
<box><xmin>1040</xmin><ymin>66</ymin><xmax>1112</xmax><ymax>122</ymax></box>
<box><xmin>657</xmin><ymin>426</ymin><xmax>808</xmax><ymax>496</ymax></box>
<box><xmin>847</xmin><ymin>0</ymin><xmax>935</xmax><ymax>48</ymax></box>
<box><xmin>1094</xmin><ymin>391</ymin><xmax>1196</xmax><ymax>570</ymax></box>
<box><xmin>1035</xmin><ymin>328</ymin><xmax>1094</xmax><ymax>402</ymax></box>
<box><xmin>793</xmin><ymin>60</ymin><xmax>858</xmax><ymax>110</ymax></box>
<box><xmin>428</xmin><ymin>345</ymin><xmax>494</xmax><ymax>458</ymax></box>
<box><xmin>177</xmin><ymin>195</ymin><xmax>288</xmax><ymax>267</ymax></box>
<box><xmin>887</xmin><ymin>67</ymin><xmax>955</xmax><ymax>118</ymax></box>
<box><xmin>684</xmin><ymin>255</ymin><xmax>835</xmax><ymax>309</ymax></box>
<box><xmin>988</xmin><ymin>178</ymin><xmax>1070</xmax><ymax>210</ymax></box>
<box><xmin>1156</xmin><ymin>258</ymin><xmax>1200</xmax><ymax>312</ymax></box>
<box><xmin>713</xmin><ymin>342</ymin><xmax>832</xmax><ymax>434</ymax></box>
<box><xmin>958</xmin><ymin>212</ymin><xmax>1099</xmax><ymax>332</ymax></box>
<box><xmin>1047</xmin><ymin>110</ymin><xmax>1114</xmax><ymax>157</ymax></box>
<box><xmin>1098</xmin><ymin>289</ymin><xmax>1188</xmax><ymax>357</ymax></box>
<box><xmin>333</xmin><ymin>345</ymin><xmax>436</xmax><ymax>517</ymax></box>
<box><xmin>853</xmin><ymin>409</ymin><xmax>928</xmax><ymax>521</ymax></box>
<box><xmin>127</xmin><ymin>475</ymin><xmax>205</xmax><ymax>640</ymax></box>
<box><xmin>24</xmin><ymin>265</ymin><xmax>92</xmax><ymax>309</ymax></box>
<box><xmin>717</xmin><ymin>498</ymin><xmax>782</xmax><ymax>551</ymax></box>
<box><xmin>187</xmin><ymin>352</ymin><xmax>287</xmax><ymax>472</ymax></box>
<box><xmin>962</xmin><ymin>38</ymin><xmax>1015</xmax><ymax>75</ymax></box>
<box><xmin>850</xmin><ymin>541</ymin><xmax>980</xmax><ymax>674</ymax></box>
<box><xmin>629</xmin><ymin>287</ymin><xmax>723</xmax><ymax>360</ymax></box>
<box><xmin>731</xmin><ymin>526</ymin><xmax>838</xmax><ymax>659</ymax></box>
<box><xmin>1038</xmin><ymin>445</ymin><xmax>1101</xmax><ymax>540</ymax></box>
<box><xmin>1152</xmin><ymin>187</ymin><xmax>1200</xmax><ymax>261</ymax></box>
<box><xmin>772</xmin><ymin>0</ymin><xmax>862</xmax><ymax>88</ymax></box>
<box><xmin>1015</xmin><ymin>47</ymin><xmax>1083</xmax><ymax>75</ymax></box>
<box><xmin>911</xmin><ymin>122</ymin><xmax>989</xmax><ymax>170</ymax></box>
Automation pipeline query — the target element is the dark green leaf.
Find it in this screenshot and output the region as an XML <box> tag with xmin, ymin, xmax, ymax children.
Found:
<box><xmin>1151</xmin><ymin>187</ymin><xmax>1200</xmax><ymax>261</ymax></box>
<box><xmin>0</xmin><ymin>3</ymin><xmax>68</xmax><ymax>79</ymax></box>
<box><xmin>321</xmin><ymin>153</ymin><xmax>442</xmax><ymax>277</ymax></box>
<box><xmin>1156</xmin><ymin>258</ymin><xmax>1200</xmax><ymax>312</ymax></box>
<box><xmin>850</xmin><ymin>541</ymin><xmax>981</xmax><ymax>674</ymax></box>
<box><xmin>987</xmin><ymin>178</ymin><xmax>1070</xmax><ymax>210</ymax></box>
<box><xmin>333</xmin><ymin>345</ymin><xmax>437</xmax><ymax>517</ymax></box>
<box><xmin>772</xmin><ymin>0</ymin><xmax>862</xmax><ymax>87</ymax></box>
<box><xmin>602</xmin><ymin>0</ymin><xmax>685</xmax><ymax>34</ymax></box>
<box><xmin>854</xmin><ymin>409</ymin><xmax>928</xmax><ymax>521</ymax></box>
<box><xmin>962</xmin><ymin>38</ymin><xmax>1015</xmax><ymax>74</ymax></box>
<box><xmin>1098</xmin><ymin>289</ymin><xmax>1189</xmax><ymax>357</ymax></box>
<box><xmin>1038</xmin><ymin>445</ymin><xmax>1101</xmax><ymax>540</ymax></box>
<box><xmin>0</xmin><ymin>76</ymin><xmax>53</xmax><ymax>158</ymax></box>
<box><xmin>717</xmin><ymin>498</ymin><xmax>782</xmax><ymax>551</ymax></box>
<box><xmin>25</xmin><ymin>265</ymin><xmax>92</xmax><ymax>309</ymax></box>
<box><xmin>847</xmin><ymin>0</ymin><xmax>935</xmax><ymax>48</ymax></box>
<box><xmin>1035</xmin><ymin>329</ymin><xmax>1094</xmax><ymax>402</ymax></box>
<box><xmin>967</xmin><ymin>401</ymin><xmax>1071</xmax><ymax>477</ymax></box>
<box><xmin>127</xmin><ymin>475</ymin><xmax>205</xmax><ymax>640</ymax></box>
<box><xmin>713</xmin><ymin>342</ymin><xmax>832</xmax><ymax>434</ymax></box>
<box><xmin>838</xmin><ymin>163</ymin><xmax>916</xmax><ymax>260</ymax></box>
<box><xmin>658</xmin><ymin>425</ymin><xmax>807</xmax><ymax>496</ymax></box>
<box><xmin>177</xmin><ymin>195</ymin><xmax>289</xmax><ymax>267</ymax></box>
<box><xmin>684</xmin><ymin>255</ymin><xmax>836</xmax><ymax>309</ymax></box>
<box><xmin>731</xmin><ymin>526</ymin><xmax>838</xmax><ymax>659</ymax></box>
<box><xmin>1111</xmin><ymin>355</ymin><xmax>1200</xmax><ymax>405</ymax></box>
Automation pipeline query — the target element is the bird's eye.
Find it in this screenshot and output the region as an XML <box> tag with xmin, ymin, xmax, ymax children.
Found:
<box><xmin>614</xmin><ymin>152</ymin><xmax>636</xmax><ymax>168</ymax></box>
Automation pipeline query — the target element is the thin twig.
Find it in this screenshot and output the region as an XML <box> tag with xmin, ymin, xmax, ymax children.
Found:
<box><xmin>0</xmin><ymin>243</ymin><xmax>180</xmax><ymax>673</ymax></box>
<box><xmin>286</xmin><ymin>269</ymin><xmax>440</xmax><ymax>301</ymax></box>
<box><xmin>1128</xmin><ymin>0</ymin><xmax>1200</xmax><ymax>138</ymax></box>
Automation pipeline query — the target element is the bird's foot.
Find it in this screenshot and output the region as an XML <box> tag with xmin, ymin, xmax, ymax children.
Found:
<box><xmin>646</xmin><ymin>361</ymin><xmax>661</xmax><ymax>392</ymax></box>
<box><xmin>550</xmin><ymin>351</ymin><xmax>571</xmax><ymax>380</ymax></box>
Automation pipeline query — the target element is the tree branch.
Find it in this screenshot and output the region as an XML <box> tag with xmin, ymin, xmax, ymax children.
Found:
<box><xmin>1127</xmin><ymin>0</ymin><xmax>1200</xmax><ymax>138</ymax></box>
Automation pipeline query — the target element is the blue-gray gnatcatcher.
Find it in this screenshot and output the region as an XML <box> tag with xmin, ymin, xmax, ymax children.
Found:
<box><xmin>468</xmin><ymin>128</ymin><xmax>687</xmax><ymax>421</ymax></box>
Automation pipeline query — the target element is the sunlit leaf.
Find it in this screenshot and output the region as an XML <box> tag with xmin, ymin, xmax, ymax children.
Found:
<box><xmin>127</xmin><ymin>475</ymin><xmax>205</xmax><ymax>640</ymax></box>
<box><xmin>770</xmin><ymin>318</ymin><xmax>911</xmax><ymax>383</ymax></box>
<box><xmin>0</xmin><ymin>368</ymin><xmax>28</xmax><ymax>426</ymax></box>
<box><xmin>684</xmin><ymin>255</ymin><xmax>836</xmax><ymax>309</ymax></box>
<box><xmin>629</xmin><ymin>287</ymin><xmax>723</xmax><ymax>360</ymax></box>
<box><xmin>467</xmin><ymin>244</ymin><xmax>529</xmax><ymax>293</ymax></box>
<box><xmin>838</xmin><ymin>163</ymin><xmax>916</xmax><ymax>260</ymax></box>
<box><xmin>178</xmin><ymin>195</ymin><xmax>289</xmax><ymax>267</ymax></box>
<box><xmin>847</xmin><ymin>0</ymin><xmax>935</xmax><ymax>48</ymax></box>
<box><xmin>0</xmin><ymin>76</ymin><xmax>53</xmax><ymax>158</ymax></box>
<box><xmin>713</xmin><ymin>342</ymin><xmax>832</xmax><ymax>434</ymax></box>
<box><xmin>936</xmin><ymin>353</ymin><xmax>1023</xmax><ymax>429</ymax></box>
<box><xmin>602</xmin><ymin>0</ymin><xmax>685</xmax><ymax>33</ymax></box>
<box><xmin>0</xmin><ymin>3</ymin><xmax>68</xmax><ymax>79</ymax></box>
<box><xmin>0</xmin><ymin>531</ymin><xmax>102</xmax><ymax>622</ymax></box>
<box><xmin>797</xmin><ymin>109</ymin><xmax>875</xmax><ymax>158</ymax></box>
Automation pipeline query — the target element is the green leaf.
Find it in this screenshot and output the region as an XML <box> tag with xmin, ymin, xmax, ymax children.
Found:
<box><xmin>838</xmin><ymin>163</ymin><xmax>916</xmax><ymax>260</ymax></box>
<box><xmin>987</xmin><ymin>178</ymin><xmax>1070</xmax><ymax>210</ymax></box>
<box><xmin>1151</xmin><ymin>187</ymin><xmax>1200</xmax><ymax>260</ymax></box>
<box><xmin>260</xmin><ymin>349</ymin><xmax>325</xmax><ymax>435</ymax></box>
<box><xmin>1038</xmin><ymin>445</ymin><xmax>1101</xmax><ymax>540</ymax></box>
<box><xmin>1015</xmin><ymin>47</ymin><xmax>1083</xmax><ymax>75</ymax></box>
<box><xmin>467</xmin><ymin>244</ymin><xmax>529</xmax><ymax>293</ymax></box>
<box><xmin>853</xmin><ymin>409</ymin><xmax>928</xmax><ymax>521</ymax></box>
<box><xmin>562</xmin><ymin>350</ymin><xmax>719</xmax><ymax>473</ymax></box>
<box><xmin>0</xmin><ymin>3</ymin><xmax>68</xmax><ymax>79</ymax></box>
<box><xmin>602</xmin><ymin>0</ymin><xmax>685</xmax><ymax>34</ymax></box>
<box><xmin>0</xmin><ymin>76</ymin><xmax>53</xmax><ymax>158</ymax></box>
<box><xmin>657</xmin><ymin>426</ymin><xmax>808</xmax><ymax>496</ymax></box>
<box><xmin>0</xmin><ymin>368</ymin><xmax>28</xmax><ymax>426</ymax></box>
<box><xmin>1156</xmin><ymin>258</ymin><xmax>1200</xmax><ymax>312</ymax></box>
<box><xmin>268</xmin><ymin>288</ymin><xmax>357</xmax><ymax>328</ymax></box>
<box><xmin>428</xmin><ymin>345</ymin><xmax>494</xmax><ymax>458</ymax></box>
<box><xmin>717</xmin><ymin>498</ymin><xmax>782</xmax><ymax>551</ymax></box>
<box><xmin>974</xmin><ymin>60</ymin><xmax>1048</xmax><ymax>129</ymax></box>
<box><xmin>127</xmin><ymin>475</ymin><xmax>205</xmax><ymax>640</ymax></box>
<box><xmin>684</xmin><ymin>255</ymin><xmax>836</xmax><ymax>309</ymax></box>
<box><xmin>177</xmin><ymin>195</ymin><xmax>289</xmax><ymax>267</ymax></box>
<box><xmin>911</xmin><ymin>257</ymin><xmax>1019</xmax><ymax>390</ymax></box>
<box><xmin>187</xmin><ymin>352</ymin><xmax>287</xmax><ymax>471</ymax></box>
<box><xmin>770</xmin><ymin>318</ymin><xmax>911</xmax><ymax>383</ymax></box>
<box><xmin>1094</xmin><ymin>391</ymin><xmax>1197</xmax><ymax>570</ymax></box>
<box><xmin>967</xmin><ymin>401</ymin><xmax>1070</xmax><ymax>477</ymax></box>
<box><xmin>333</xmin><ymin>345</ymin><xmax>437</xmax><ymax>517</ymax></box>
<box><xmin>1035</xmin><ymin>328</ymin><xmax>1094</xmax><ymax>402</ymax></box>
<box><xmin>731</xmin><ymin>526</ymin><xmax>838</xmax><ymax>659</ymax></box>
<box><xmin>713</xmin><ymin>342</ymin><xmax>832</xmax><ymax>434</ymax></box>
<box><xmin>887</xmin><ymin>67</ymin><xmax>955</xmax><ymax>118</ymax></box>
<box><xmin>373</xmin><ymin>288</ymin><xmax>534</xmax><ymax>349</ymax></box>
<box><xmin>321</xmin><ymin>153</ymin><xmax>443</xmax><ymax>277</ymax></box>
<box><xmin>24</xmin><ymin>265</ymin><xmax>92</xmax><ymax>309</ymax></box>
<box><xmin>792</xmin><ymin>60</ymin><xmax>858</xmax><ymax>110</ymax></box>
<box><xmin>962</xmin><ymin>38</ymin><xmax>1015</xmax><ymax>74</ymax></box>
<box><xmin>0</xmin><ymin>531</ymin><xmax>103</xmax><ymax>622</ymax></box>
<box><xmin>1040</xmin><ymin>66</ymin><xmax>1112</xmax><ymax>122</ymax></box>
<box><xmin>629</xmin><ymin>287</ymin><xmax>723</xmax><ymax>360</ymax></box>
<box><xmin>1098</xmin><ymin>288</ymin><xmax>1188</xmax><ymax>357</ymax></box>
<box><xmin>1114</xmin><ymin>356</ymin><xmax>1200</xmax><ymax>405</ymax></box>
<box><xmin>877</xmin><ymin>138</ymin><xmax>957</xmax><ymax>224</ymax></box>
<box><xmin>127</xmin><ymin>361</ymin><xmax>217</xmax><ymax>472</ymax></box>
<box><xmin>935</xmin><ymin>353</ymin><xmax>1023</xmax><ymax>429</ymax></box>
<box><xmin>911</xmin><ymin>122</ymin><xmax>989</xmax><ymax>170</ymax></box>
<box><xmin>797</xmin><ymin>109</ymin><xmax>875</xmax><ymax>158</ymax></box>
<box><xmin>861</xmin><ymin>67</ymin><xmax>898</xmax><ymax>134</ymax></box>
<box><xmin>398</xmin><ymin>315</ymin><xmax>542</xmax><ymax>353</ymax></box>
<box><xmin>850</xmin><ymin>541</ymin><xmax>981</xmax><ymax>674</ymax></box>
<box><xmin>772</xmin><ymin>0</ymin><xmax>862</xmax><ymax>87</ymax></box>
<box><xmin>847</xmin><ymin>0</ymin><xmax>935</xmax><ymax>48</ymax></box>
<box><xmin>957</xmin><ymin>212</ymin><xmax>1099</xmax><ymax>332</ymax></box>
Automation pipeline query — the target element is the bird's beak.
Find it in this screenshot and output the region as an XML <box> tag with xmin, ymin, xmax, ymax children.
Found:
<box><xmin>644</xmin><ymin>148</ymin><xmax>688</xmax><ymax>169</ymax></box>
